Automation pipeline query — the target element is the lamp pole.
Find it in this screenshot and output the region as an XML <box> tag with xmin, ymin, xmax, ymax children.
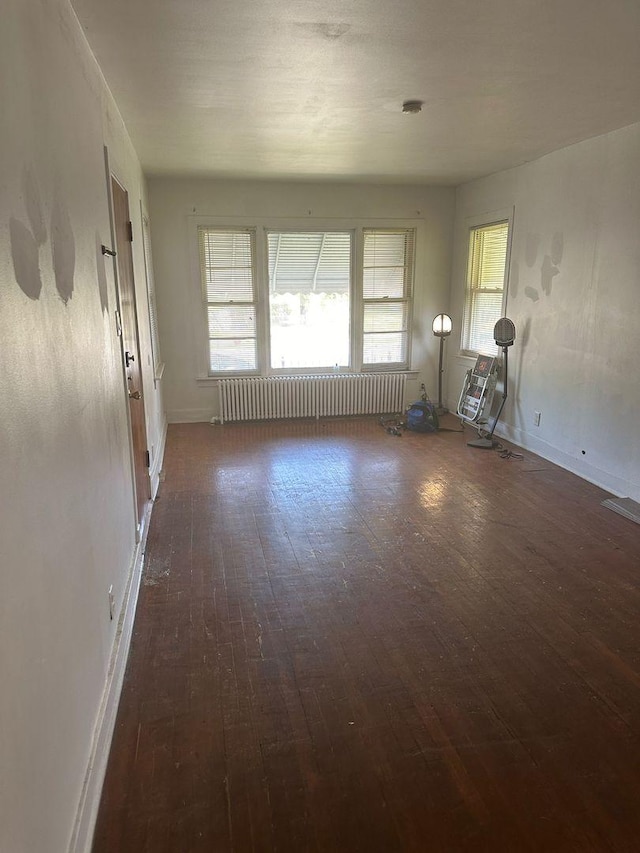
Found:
<box><xmin>437</xmin><ymin>335</ymin><xmax>447</xmax><ymax>413</ymax></box>
<box><xmin>432</xmin><ymin>313</ymin><xmax>452</xmax><ymax>416</ymax></box>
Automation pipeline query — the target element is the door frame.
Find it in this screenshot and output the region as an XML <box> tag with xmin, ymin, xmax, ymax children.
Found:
<box><xmin>103</xmin><ymin>147</ymin><xmax>151</xmax><ymax>539</ymax></box>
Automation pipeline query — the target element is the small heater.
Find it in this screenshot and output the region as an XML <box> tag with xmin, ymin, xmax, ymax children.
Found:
<box><xmin>467</xmin><ymin>317</ymin><xmax>516</xmax><ymax>449</ymax></box>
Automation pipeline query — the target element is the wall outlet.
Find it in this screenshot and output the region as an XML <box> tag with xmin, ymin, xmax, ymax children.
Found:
<box><xmin>533</xmin><ymin>411</ymin><xmax>541</xmax><ymax>427</ymax></box>
<box><xmin>108</xmin><ymin>585</ymin><xmax>114</xmax><ymax>621</ymax></box>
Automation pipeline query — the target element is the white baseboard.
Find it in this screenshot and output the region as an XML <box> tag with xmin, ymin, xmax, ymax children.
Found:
<box><xmin>68</xmin><ymin>504</ymin><xmax>152</xmax><ymax>853</ymax></box>
<box><xmin>495</xmin><ymin>421</ymin><xmax>636</xmax><ymax>500</ymax></box>
<box><xmin>166</xmin><ymin>407</ymin><xmax>214</xmax><ymax>423</ymax></box>
<box><xmin>150</xmin><ymin>416</ymin><xmax>168</xmax><ymax>498</ymax></box>
<box><xmin>443</xmin><ymin>398</ymin><xmax>637</xmax><ymax>501</ymax></box>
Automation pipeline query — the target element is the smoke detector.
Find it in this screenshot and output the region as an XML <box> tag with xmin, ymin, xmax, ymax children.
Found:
<box><xmin>402</xmin><ymin>100</ymin><xmax>423</xmax><ymax>114</ymax></box>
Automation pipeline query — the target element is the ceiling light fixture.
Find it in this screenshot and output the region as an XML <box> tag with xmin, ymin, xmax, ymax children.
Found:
<box><xmin>402</xmin><ymin>100</ymin><xmax>423</xmax><ymax>114</ymax></box>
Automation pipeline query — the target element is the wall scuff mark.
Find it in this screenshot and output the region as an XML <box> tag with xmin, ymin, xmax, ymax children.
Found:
<box><xmin>9</xmin><ymin>217</ymin><xmax>42</xmax><ymax>300</ymax></box>
<box><xmin>51</xmin><ymin>192</ymin><xmax>76</xmax><ymax>304</ymax></box>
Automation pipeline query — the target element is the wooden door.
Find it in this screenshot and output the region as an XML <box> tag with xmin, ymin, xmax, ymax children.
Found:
<box><xmin>111</xmin><ymin>177</ymin><xmax>150</xmax><ymax>525</ymax></box>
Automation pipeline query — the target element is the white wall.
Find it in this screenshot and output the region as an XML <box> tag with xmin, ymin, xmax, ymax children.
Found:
<box><xmin>0</xmin><ymin>1</ymin><xmax>165</xmax><ymax>851</ymax></box>
<box><xmin>148</xmin><ymin>178</ymin><xmax>455</xmax><ymax>422</ymax></box>
<box><xmin>448</xmin><ymin>123</ymin><xmax>640</xmax><ymax>501</ymax></box>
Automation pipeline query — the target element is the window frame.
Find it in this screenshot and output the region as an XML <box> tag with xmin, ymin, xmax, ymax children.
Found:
<box><xmin>198</xmin><ymin>225</ymin><xmax>260</xmax><ymax>375</ymax></box>
<box><xmin>191</xmin><ymin>216</ymin><xmax>421</xmax><ymax>379</ymax></box>
<box><xmin>264</xmin><ymin>228</ymin><xmax>354</xmax><ymax>374</ymax></box>
<box><xmin>361</xmin><ymin>228</ymin><xmax>415</xmax><ymax>371</ymax></box>
<box><xmin>460</xmin><ymin>210</ymin><xmax>514</xmax><ymax>357</ymax></box>
<box><xmin>140</xmin><ymin>208</ymin><xmax>164</xmax><ymax>384</ymax></box>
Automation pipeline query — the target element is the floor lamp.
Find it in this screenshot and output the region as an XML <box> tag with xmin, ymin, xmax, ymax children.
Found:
<box><xmin>468</xmin><ymin>317</ymin><xmax>516</xmax><ymax>449</ymax></box>
<box><xmin>432</xmin><ymin>313</ymin><xmax>452</xmax><ymax>415</ymax></box>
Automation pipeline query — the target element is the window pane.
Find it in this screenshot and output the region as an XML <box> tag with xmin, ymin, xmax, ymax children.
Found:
<box><xmin>363</xmin><ymin>230</ymin><xmax>414</xmax><ymax>298</ymax></box>
<box><xmin>200</xmin><ymin>229</ymin><xmax>254</xmax><ymax>301</ymax></box>
<box><xmin>209</xmin><ymin>339</ymin><xmax>257</xmax><ymax>372</ymax></box>
<box><xmin>204</xmin><ymin>267</ymin><xmax>254</xmax><ymax>302</ymax></box>
<box><xmin>470</xmin><ymin>225</ymin><xmax>508</xmax><ymax>290</ymax></box>
<box><xmin>267</xmin><ymin>232</ymin><xmax>351</xmax><ymax>369</ymax></box>
<box><xmin>363</xmin><ymin>303</ymin><xmax>407</xmax><ymax>333</ymax></box>
<box><xmin>363</xmin><ymin>332</ymin><xmax>407</xmax><ymax>365</ymax></box>
<box><xmin>269</xmin><ymin>292</ymin><xmax>350</xmax><ymax>369</ymax></box>
<box><xmin>208</xmin><ymin>306</ymin><xmax>256</xmax><ymax>338</ymax></box>
<box><xmin>268</xmin><ymin>232</ymin><xmax>350</xmax><ymax>294</ymax></box>
<box><xmin>467</xmin><ymin>291</ymin><xmax>504</xmax><ymax>353</ymax></box>
<box><xmin>363</xmin><ymin>268</ymin><xmax>405</xmax><ymax>298</ymax></box>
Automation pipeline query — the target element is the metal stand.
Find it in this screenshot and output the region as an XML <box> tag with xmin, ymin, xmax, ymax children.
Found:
<box><xmin>467</xmin><ymin>345</ymin><xmax>509</xmax><ymax>449</ymax></box>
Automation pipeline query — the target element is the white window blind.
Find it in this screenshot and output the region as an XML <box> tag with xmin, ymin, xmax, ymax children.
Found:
<box><xmin>462</xmin><ymin>221</ymin><xmax>509</xmax><ymax>354</ymax></box>
<box><xmin>198</xmin><ymin>227</ymin><xmax>257</xmax><ymax>372</ymax></box>
<box><xmin>362</xmin><ymin>229</ymin><xmax>414</xmax><ymax>368</ymax></box>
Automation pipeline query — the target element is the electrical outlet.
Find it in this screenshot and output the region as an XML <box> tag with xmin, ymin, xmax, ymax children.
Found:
<box><xmin>108</xmin><ymin>585</ymin><xmax>114</xmax><ymax>621</ymax></box>
<box><xmin>533</xmin><ymin>411</ymin><xmax>541</xmax><ymax>427</ymax></box>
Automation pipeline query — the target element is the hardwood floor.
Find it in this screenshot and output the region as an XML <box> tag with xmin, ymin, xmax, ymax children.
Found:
<box><xmin>93</xmin><ymin>417</ymin><xmax>640</xmax><ymax>852</ymax></box>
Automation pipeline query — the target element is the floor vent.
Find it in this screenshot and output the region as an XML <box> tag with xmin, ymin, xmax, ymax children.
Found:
<box><xmin>601</xmin><ymin>497</ymin><xmax>640</xmax><ymax>525</ymax></box>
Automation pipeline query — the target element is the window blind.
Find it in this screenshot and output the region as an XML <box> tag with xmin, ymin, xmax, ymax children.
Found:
<box><xmin>267</xmin><ymin>232</ymin><xmax>351</xmax><ymax>294</ymax></box>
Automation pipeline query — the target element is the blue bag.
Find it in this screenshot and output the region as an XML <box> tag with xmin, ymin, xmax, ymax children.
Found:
<box><xmin>406</xmin><ymin>400</ymin><xmax>439</xmax><ymax>433</ymax></box>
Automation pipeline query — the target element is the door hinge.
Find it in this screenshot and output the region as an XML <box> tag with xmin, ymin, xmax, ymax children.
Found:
<box><xmin>144</xmin><ymin>450</ymin><xmax>150</xmax><ymax>468</ymax></box>
<box><xmin>126</xmin><ymin>221</ymin><xmax>134</xmax><ymax>242</ymax></box>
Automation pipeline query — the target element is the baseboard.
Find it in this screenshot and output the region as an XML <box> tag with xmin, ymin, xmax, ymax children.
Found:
<box><xmin>495</xmin><ymin>422</ymin><xmax>637</xmax><ymax>500</ymax></box>
<box><xmin>166</xmin><ymin>407</ymin><xmax>214</xmax><ymax>423</ymax></box>
<box><xmin>68</xmin><ymin>502</ymin><xmax>152</xmax><ymax>853</ymax></box>
<box><xmin>150</xmin><ymin>416</ymin><xmax>168</xmax><ymax>498</ymax></box>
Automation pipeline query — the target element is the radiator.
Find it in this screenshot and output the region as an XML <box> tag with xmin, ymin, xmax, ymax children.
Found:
<box><xmin>218</xmin><ymin>374</ymin><xmax>406</xmax><ymax>423</ymax></box>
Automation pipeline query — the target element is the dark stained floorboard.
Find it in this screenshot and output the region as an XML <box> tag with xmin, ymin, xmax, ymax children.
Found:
<box><xmin>93</xmin><ymin>417</ymin><xmax>640</xmax><ymax>852</ymax></box>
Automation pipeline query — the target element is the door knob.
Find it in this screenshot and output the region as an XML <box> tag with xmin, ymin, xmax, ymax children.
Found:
<box><xmin>128</xmin><ymin>390</ymin><xmax>141</xmax><ymax>400</ymax></box>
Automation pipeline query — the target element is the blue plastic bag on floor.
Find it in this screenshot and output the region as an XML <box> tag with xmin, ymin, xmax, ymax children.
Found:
<box><xmin>406</xmin><ymin>400</ymin><xmax>439</xmax><ymax>433</ymax></box>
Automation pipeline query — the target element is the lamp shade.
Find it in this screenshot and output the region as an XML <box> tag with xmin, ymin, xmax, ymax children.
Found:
<box><xmin>494</xmin><ymin>317</ymin><xmax>516</xmax><ymax>347</ymax></box>
<box><xmin>432</xmin><ymin>313</ymin><xmax>452</xmax><ymax>337</ymax></box>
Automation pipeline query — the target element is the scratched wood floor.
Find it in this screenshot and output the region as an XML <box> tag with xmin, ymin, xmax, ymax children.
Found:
<box><xmin>93</xmin><ymin>417</ymin><xmax>640</xmax><ymax>853</ymax></box>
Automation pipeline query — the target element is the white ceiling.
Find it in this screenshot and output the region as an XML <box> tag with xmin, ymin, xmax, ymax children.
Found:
<box><xmin>71</xmin><ymin>0</ymin><xmax>640</xmax><ymax>185</ymax></box>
